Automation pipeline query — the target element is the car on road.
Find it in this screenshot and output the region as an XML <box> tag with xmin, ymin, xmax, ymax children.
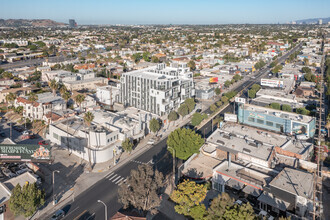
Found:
<box><xmin>0</xmin><ymin>132</ymin><xmax>5</xmax><ymax>137</ymax></box>
<box><xmin>196</xmin><ymin>108</ymin><xmax>202</xmax><ymax>113</ymax></box>
<box><xmin>13</xmin><ymin>126</ymin><xmax>24</xmax><ymax>132</ymax></box>
<box><xmin>50</xmin><ymin>209</ymin><xmax>65</xmax><ymax>220</ymax></box>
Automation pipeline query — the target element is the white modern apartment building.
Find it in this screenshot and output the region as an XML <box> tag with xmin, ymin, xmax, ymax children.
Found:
<box><xmin>120</xmin><ymin>63</ymin><xmax>195</xmax><ymax>116</ymax></box>
<box><xmin>96</xmin><ymin>85</ymin><xmax>120</xmax><ymax>106</ymax></box>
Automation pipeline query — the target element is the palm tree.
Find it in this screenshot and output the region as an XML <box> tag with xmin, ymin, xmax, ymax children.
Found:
<box><xmin>48</xmin><ymin>79</ymin><xmax>58</xmax><ymax>96</ymax></box>
<box><xmin>5</xmin><ymin>93</ymin><xmax>16</xmax><ymax>109</ymax></box>
<box><xmin>74</xmin><ymin>94</ymin><xmax>85</xmax><ymax>112</ymax></box>
<box><xmin>62</xmin><ymin>91</ymin><xmax>71</xmax><ymax>153</ymax></box>
<box><xmin>59</xmin><ymin>84</ymin><xmax>67</xmax><ymax>96</ymax></box>
<box><xmin>28</xmin><ymin>93</ymin><xmax>38</xmax><ymax>102</ymax></box>
<box><xmin>84</xmin><ymin>111</ymin><xmax>94</xmax><ymax>169</ymax></box>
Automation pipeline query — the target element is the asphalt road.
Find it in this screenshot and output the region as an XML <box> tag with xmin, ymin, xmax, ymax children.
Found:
<box><xmin>47</xmin><ymin>43</ymin><xmax>303</xmax><ymax>220</ymax></box>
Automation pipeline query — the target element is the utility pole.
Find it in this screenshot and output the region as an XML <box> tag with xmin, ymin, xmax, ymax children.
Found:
<box><xmin>10</xmin><ymin>121</ymin><xmax>12</xmax><ymax>141</ymax></box>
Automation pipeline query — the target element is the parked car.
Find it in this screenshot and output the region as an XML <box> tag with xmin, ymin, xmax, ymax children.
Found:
<box><xmin>258</xmin><ymin>210</ymin><xmax>274</xmax><ymax>220</ymax></box>
<box><xmin>196</xmin><ymin>108</ymin><xmax>202</xmax><ymax>113</ymax></box>
<box><xmin>38</xmin><ymin>140</ymin><xmax>50</xmax><ymax>145</ymax></box>
<box><xmin>2</xmin><ymin>168</ymin><xmax>16</xmax><ymax>178</ymax></box>
<box><xmin>13</xmin><ymin>126</ymin><xmax>24</xmax><ymax>132</ymax></box>
<box><xmin>22</xmin><ymin>130</ymin><xmax>30</xmax><ymax>136</ymax></box>
<box><xmin>0</xmin><ymin>132</ymin><xmax>6</xmax><ymax>137</ymax></box>
<box><xmin>51</xmin><ymin>209</ymin><xmax>65</xmax><ymax>220</ymax></box>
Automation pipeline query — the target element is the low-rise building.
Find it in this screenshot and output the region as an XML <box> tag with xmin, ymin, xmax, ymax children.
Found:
<box><xmin>237</xmin><ymin>103</ymin><xmax>316</xmax><ymax>138</ymax></box>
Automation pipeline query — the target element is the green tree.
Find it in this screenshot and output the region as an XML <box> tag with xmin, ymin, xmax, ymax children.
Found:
<box><xmin>270</xmin><ymin>102</ymin><xmax>281</xmax><ymax>110</ymax></box>
<box><xmin>206</xmin><ymin>193</ymin><xmax>234</xmax><ymax>220</ymax></box>
<box><xmin>185</xmin><ymin>98</ymin><xmax>196</xmax><ymax>113</ymax></box>
<box><xmin>248</xmin><ymin>89</ymin><xmax>256</xmax><ymax>99</ymax></box>
<box><xmin>9</xmin><ymin>183</ymin><xmax>45</xmax><ymax>217</ymax></box>
<box><xmin>302</xmin><ymin>66</ymin><xmax>311</xmax><ymax>74</ymax></box>
<box><xmin>151</xmin><ymin>56</ymin><xmax>159</xmax><ymax>63</ymax></box>
<box><xmin>210</xmin><ymin>104</ymin><xmax>218</xmax><ymax>113</ymax></box>
<box><xmin>168</xmin><ymin>111</ymin><xmax>179</xmax><ymax>122</ymax></box>
<box><xmin>142</xmin><ymin>51</ymin><xmax>150</xmax><ymax>62</ymax></box>
<box><xmin>28</xmin><ymin>93</ymin><xmax>38</xmax><ymax>102</ymax></box>
<box><xmin>191</xmin><ymin>112</ymin><xmax>207</xmax><ymax>126</ymax></box>
<box><xmin>270</xmin><ymin>61</ymin><xmax>277</xmax><ymax>68</ymax></box>
<box><xmin>48</xmin><ymin>79</ymin><xmax>58</xmax><ymax>96</ymax></box>
<box><xmin>224</xmin><ymin>80</ymin><xmax>231</xmax><ymax>88</ymax></box>
<box><xmin>121</xmin><ymin>138</ymin><xmax>133</xmax><ymax>153</ymax></box>
<box><xmin>5</xmin><ymin>92</ymin><xmax>16</xmax><ymax>108</ymax></box>
<box><xmin>118</xmin><ymin>164</ymin><xmax>164</xmax><ymax>215</ymax></box>
<box><xmin>216</xmin><ymin>101</ymin><xmax>222</xmax><ymax>107</ymax></box>
<box><xmin>84</xmin><ymin>111</ymin><xmax>94</xmax><ymax>168</ymax></box>
<box><xmin>281</xmin><ymin>104</ymin><xmax>292</xmax><ymax>112</ymax></box>
<box><xmin>178</xmin><ymin>103</ymin><xmax>189</xmax><ymax>118</ymax></box>
<box><xmin>296</xmin><ymin>107</ymin><xmax>310</xmax><ymax>115</ymax></box>
<box><xmin>233</xmin><ymin>74</ymin><xmax>241</xmax><ymax>82</ymax></box>
<box><xmin>2</xmin><ymin>71</ymin><xmax>13</xmax><ymax>79</ymax></box>
<box><xmin>131</xmin><ymin>53</ymin><xmax>142</xmax><ymax>63</ymax></box>
<box><xmin>214</xmin><ymin>87</ymin><xmax>221</xmax><ymax>95</ymax></box>
<box><xmin>74</xmin><ymin>94</ymin><xmax>85</xmax><ymax>112</ymax></box>
<box><xmin>188</xmin><ymin>60</ymin><xmax>196</xmax><ymax>71</ymax></box>
<box><xmin>171</xmin><ymin>180</ymin><xmax>207</xmax><ymax>219</ymax></box>
<box><xmin>221</xmin><ymin>96</ymin><xmax>229</xmax><ymax>103</ymax></box>
<box><xmin>149</xmin><ymin>118</ymin><xmax>161</xmax><ymax>134</ymax></box>
<box><xmin>251</xmin><ymin>84</ymin><xmax>261</xmax><ymax>92</ymax></box>
<box><xmin>222</xmin><ymin>203</ymin><xmax>255</xmax><ymax>220</ymax></box>
<box><xmin>167</xmin><ymin>128</ymin><xmax>204</xmax><ymax>160</ymax></box>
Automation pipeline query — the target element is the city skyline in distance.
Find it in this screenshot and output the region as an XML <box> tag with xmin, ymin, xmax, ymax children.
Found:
<box><xmin>1</xmin><ymin>0</ymin><xmax>330</xmax><ymax>25</ymax></box>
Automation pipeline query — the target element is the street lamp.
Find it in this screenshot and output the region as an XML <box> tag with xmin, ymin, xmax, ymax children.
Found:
<box><xmin>97</xmin><ymin>200</ymin><xmax>107</xmax><ymax>220</ymax></box>
<box><xmin>52</xmin><ymin>170</ymin><xmax>60</xmax><ymax>205</ymax></box>
<box><xmin>167</xmin><ymin>147</ymin><xmax>175</xmax><ymax>191</ymax></box>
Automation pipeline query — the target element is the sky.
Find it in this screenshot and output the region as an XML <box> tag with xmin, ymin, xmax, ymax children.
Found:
<box><xmin>1</xmin><ymin>0</ymin><xmax>330</xmax><ymax>25</ymax></box>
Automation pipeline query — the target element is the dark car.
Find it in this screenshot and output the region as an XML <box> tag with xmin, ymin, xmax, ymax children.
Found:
<box><xmin>13</xmin><ymin>126</ymin><xmax>24</xmax><ymax>132</ymax></box>
<box><xmin>0</xmin><ymin>132</ymin><xmax>6</xmax><ymax>137</ymax></box>
<box><xmin>50</xmin><ymin>209</ymin><xmax>65</xmax><ymax>220</ymax></box>
<box><xmin>196</xmin><ymin>109</ymin><xmax>202</xmax><ymax>113</ymax></box>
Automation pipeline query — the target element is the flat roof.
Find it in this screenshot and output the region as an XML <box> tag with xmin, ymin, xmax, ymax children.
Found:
<box><xmin>4</xmin><ymin>172</ymin><xmax>37</xmax><ymax>191</ymax></box>
<box><xmin>208</xmin><ymin>128</ymin><xmax>274</xmax><ymax>161</ymax></box>
<box><xmin>269</xmin><ymin>167</ymin><xmax>313</xmax><ymax>199</ymax></box>
<box><xmin>213</xmin><ymin>160</ymin><xmax>272</xmax><ymax>189</ymax></box>
<box><xmin>182</xmin><ymin>153</ymin><xmax>223</xmax><ymax>179</ymax></box>
<box><xmin>241</xmin><ymin>103</ymin><xmax>314</xmax><ymax>123</ymax></box>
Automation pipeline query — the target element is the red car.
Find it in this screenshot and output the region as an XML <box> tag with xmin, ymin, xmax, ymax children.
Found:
<box><xmin>38</xmin><ymin>140</ymin><xmax>50</xmax><ymax>145</ymax></box>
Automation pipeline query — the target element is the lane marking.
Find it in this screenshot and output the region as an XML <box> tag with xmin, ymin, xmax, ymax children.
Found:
<box><xmin>86</xmin><ymin>213</ymin><xmax>95</xmax><ymax>220</ymax></box>
<box><xmin>108</xmin><ymin>174</ymin><xmax>118</xmax><ymax>181</ymax></box>
<box><xmin>115</xmin><ymin>177</ymin><xmax>124</xmax><ymax>185</ymax></box>
<box><xmin>118</xmin><ymin>178</ymin><xmax>126</xmax><ymax>186</ymax></box>
<box><xmin>105</xmin><ymin>172</ymin><xmax>113</xmax><ymax>178</ymax></box>
<box><xmin>112</xmin><ymin>176</ymin><xmax>121</xmax><ymax>183</ymax></box>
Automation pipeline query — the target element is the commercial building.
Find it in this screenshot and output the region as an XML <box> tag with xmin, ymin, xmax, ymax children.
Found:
<box><xmin>69</xmin><ymin>19</ymin><xmax>77</xmax><ymax>28</ymax></box>
<box><xmin>237</xmin><ymin>103</ymin><xmax>316</xmax><ymax>138</ymax></box>
<box><xmin>120</xmin><ymin>63</ymin><xmax>195</xmax><ymax>116</ymax></box>
<box><xmin>47</xmin><ymin>109</ymin><xmax>152</xmax><ymax>164</ymax></box>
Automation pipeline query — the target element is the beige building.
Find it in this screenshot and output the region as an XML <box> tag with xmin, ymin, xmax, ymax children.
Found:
<box><xmin>64</xmin><ymin>77</ymin><xmax>107</xmax><ymax>91</ymax></box>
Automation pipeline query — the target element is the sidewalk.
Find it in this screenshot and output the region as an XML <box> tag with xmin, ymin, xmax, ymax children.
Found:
<box><xmin>32</xmin><ymin>107</ymin><xmax>198</xmax><ymax>219</ymax></box>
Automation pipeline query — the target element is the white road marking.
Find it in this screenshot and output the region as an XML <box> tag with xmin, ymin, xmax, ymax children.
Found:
<box><xmin>118</xmin><ymin>178</ymin><xmax>126</xmax><ymax>186</ymax></box>
<box><xmin>115</xmin><ymin>177</ymin><xmax>124</xmax><ymax>184</ymax></box>
<box><xmin>105</xmin><ymin>172</ymin><xmax>113</xmax><ymax>178</ymax></box>
<box><xmin>108</xmin><ymin>174</ymin><xmax>118</xmax><ymax>181</ymax></box>
<box><xmin>112</xmin><ymin>176</ymin><xmax>121</xmax><ymax>183</ymax></box>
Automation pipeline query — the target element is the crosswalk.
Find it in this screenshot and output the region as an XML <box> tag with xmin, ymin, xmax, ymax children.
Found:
<box><xmin>105</xmin><ymin>172</ymin><xmax>127</xmax><ymax>185</ymax></box>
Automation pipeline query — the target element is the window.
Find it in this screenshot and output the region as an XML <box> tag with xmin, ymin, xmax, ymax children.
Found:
<box><xmin>53</xmin><ymin>133</ymin><xmax>59</xmax><ymax>140</ymax></box>
<box><xmin>276</xmin><ymin>123</ymin><xmax>282</xmax><ymax>128</ymax></box>
<box><xmin>266</xmin><ymin>121</ymin><xmax>273</xmax><ymax>127</ymax></box>
<box><xmin>257</xmin><ymin>119</ymin><xmax>264</xmax><ymax>124</ymax></box>
<box><xmin>248</xmin><ymin>117</ymin><xmax>255</xmax><ymax>122</ymax></box>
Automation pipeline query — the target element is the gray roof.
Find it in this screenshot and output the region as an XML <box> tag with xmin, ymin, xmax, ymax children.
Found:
<box><xmin>269</xmin><ymin>167</ymin><xmax>313</xmax><ymax>199</ymax></box>
<box><xmin>242</xmin><ymin>185</ymin><xmax>262</xmax><ymax>197</ymax></box>
<box><xmin>258</xmin><ymin>191</ymin><xmax>290</xmax><ymax>211</ymax></box>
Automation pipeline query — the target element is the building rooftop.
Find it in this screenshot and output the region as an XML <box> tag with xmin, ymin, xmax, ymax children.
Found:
<box><xmin>241</xmin><ymin>103</ymin><xmax>314</xmax><ymax>123</ymax></box>
<box><xmin>181</xmin><ymin>153</ymin><xmax>223</xmax><ymax>179</ymax></box>
<box><xmin>4</xmin><ymin>172</ymin><xmax>38</xmax><ymax>191</ymax></box>
<box><xmin>269</xmin><ymin>167</ymin><xmax>313</xmax><ymax>199</ymax></box>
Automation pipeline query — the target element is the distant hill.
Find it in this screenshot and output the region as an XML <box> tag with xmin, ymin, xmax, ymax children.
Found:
<box><xmin>296</xmin><ymin>17</ymin><xmax>330</xmax><ymax>24</ymax></box>
<box><xmin>0</xmin><ymin>19</ymin><xmax>66</xmax><ymax>27</ymax></box>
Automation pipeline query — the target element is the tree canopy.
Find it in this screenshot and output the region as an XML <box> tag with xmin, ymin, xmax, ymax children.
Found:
<box><xmin>184</xmin><ymin>98</ymin><xmax>196</xmax><ymax>113</ymax></box>
<box><xmin>167</xmin><ymin>128</ymin><xmax>204</xmax><ymax>160</ymax></box>
<box><xmin>178</xmin><ymin>103</ymin><xmax>189</xmax><ymax>118</ymax></box>
<box><xmin>168</xmin><ymin>111</ymin><xmax>179</xmax><ymax>122</ymax></box>
<box><xmin>118</xmin><ymin>164</ymin><xmax>164</xmax><ymax>215</ymax></box>
<box><xmin>171</xmin><ymin>180</ymin><xmax>207</xmax><ymax>220</ymax></box>
<box><xmin>9</xmin><ymin>183</ymin><xmax>45</xmax><ymax>217</ymax></box>
<box><xmin>122</xmin><ymin>138</ymin><xmax>133</xmax><ymax>153</ymax></box>
<box><xmin>149</xmin><ymin>118</ymin><xmax>161</xmax><ymax>133</ymax></box>
<box><xmin>191</xmin><ymin>112</ymin><xmax>207</xmax><ymax>126</ymax></box>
